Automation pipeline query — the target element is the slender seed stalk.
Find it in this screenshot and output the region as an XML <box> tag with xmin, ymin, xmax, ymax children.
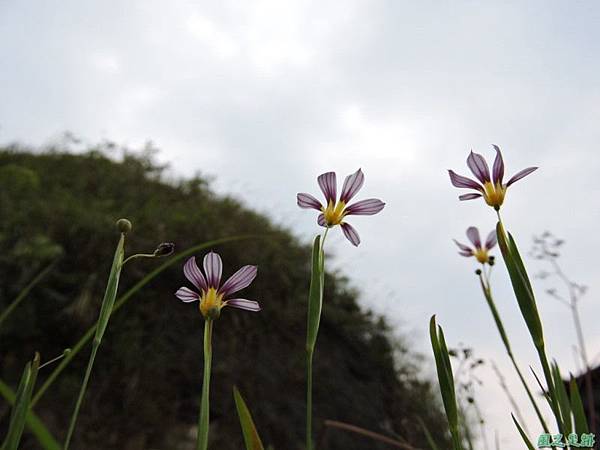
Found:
<box><xmin>306</xmin><ymin>228</ymin><xmax>328</xmax><ymax>450</ymax></box>
<box><xmin>197</xmin><ymin>319</ymin><xmax>213</xmax><ymax>450</ymax></box>
<box><xmin>63</xmin><ymin>342</ymin><xmax>99</xmax><ymax>450</ymax></box>
<box><xmin>477</xmin><ymin>269</ymin><xmax>549</xmax><ymax>432</ymax></box>
<box><xmin>491</xmin><ymin>361</ymin><xmax>529</xmax><ymax>435</ymax></box>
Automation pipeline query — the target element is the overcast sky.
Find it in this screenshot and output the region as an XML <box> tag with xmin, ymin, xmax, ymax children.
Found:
<box><xmin>2</xmin><ymin>1</ymin><xmax>600</xmax><ymax>448</ymax></box>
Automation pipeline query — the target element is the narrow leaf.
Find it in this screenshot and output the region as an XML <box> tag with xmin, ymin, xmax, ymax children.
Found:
<box><xmin>429</xmin><ymin>316</ymin><xmax>462</xmax><ymax>450</ymax></box>
<box><xmin>0</xmin><ymin>261</ymin><xmax>58</xmax><ymax>329</ymax></box>
<box><xmin>511</xmin><ymin>414</ymin><xmax>536</xmax><ymax>450</ymax></box>
<box><xmin>0</xmin><ymin>379</ymin><xmax>60</xmax><ymax>450</ymax></box>
<box><xmin>306</xmin><ymin>235</ymin><xmax>323</xmax><ymax>353</ymax></box>
<box><xmin>233</xmin><ymin>386</ymin><xmax>265</xmax><ymax>450</ymax></box>
<box><xmin>551</xmin><ymin>362</ymin><xmax>572</xmax><ymax>436</ymax></box>
<box><xmin>2</xmin><ymin>353</ymin><xmax>40</xmax><ymax>450</ymax></box>
<box><xmin>418</xmin><ymin>417</ymin><xmax>441</xmax><ymax>450</ymax></box>
<box><xmin>569</xmin><ymin>376</ymin><xmax>589</xmax><ymax>434</ymax></box>
<box><xmin>496</xmin><ymin>222</ymin><xmax>543</xmax><ymax>349</ymax></box>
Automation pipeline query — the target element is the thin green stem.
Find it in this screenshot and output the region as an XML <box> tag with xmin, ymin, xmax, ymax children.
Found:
<box><xmin>63</xmin><ymin>341</ymin><xmax>100</xmax><ymax>450</ymax></box>
<box><xmin>306</xmin><ymin>350</ymin><xmax>314</xmax><ymax>450</ymax></box>
<box><xmin>0</xmin><ymin>261</ymin><xmax>57</xmax><ymax>329</ymax></box>
<box><xmin>121</xmin><ymin>253</ymin><xmax>155</xmax><ymax>265</ymax></box>
<box><xmin>197</xmin><ymin>319</ymin><xmax>213</xmax><ymax>450</ymax></box>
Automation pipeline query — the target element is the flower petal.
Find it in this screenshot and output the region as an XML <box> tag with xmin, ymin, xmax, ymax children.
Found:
<box><xmin>458</xmin><ymin>250</ymin><xmax>473</xmax><ymax>257</ymax></box>
<box><xmin>506</xmin><ymin>167</ymin><xmax>538</xmax><ymax>187</ymax></box>
<box><xmin>297</xmin><ymin>193</ymin><xmax>323</xmax><ymax>210</ymax></box>
<box><xmin>317</xmin><ymin>213</ymin><xmax>326</xmax><ymax>227</ymax></box>
<box><xmin>345</xmin><ymin>198</ymin><xmax>385</xmax><ymax>216</ymax></box>
<box><xmin>458</xmin><ymin>193</ymin><xmax>482</xmax><ymax>201</ymax></box>
<box><xmin>467</xmin><ymin>151</ymin><xmax>491</xmax><ymax>183</ymax></box>
<box><xmin>317</xmin><ymin>171</ymin><xmax>337</xmax><ymax>204</ymax></box>
<box><xmin>203</xmin><ymin>251</ymin><xmax>222</xmax><ymax>288</ymax></box>
<box><xmin>485</xmin><ymin>230</ymin><xmax>497</xmax><ymax>250</ymax></box>
<box><xmin>219</xmin><ymin>265</ymin><xmax>257</xmax><ymax>296</ymax></box>
<box><xmin>184</xmin><ymin>257</ymin><xmax>208</xmax><ymax>292</ymax></box>
<box><xmin>453</xmin><ymin>239</ymin><xmax>472</xmax><ymax>253</ymax></box>
<box><xmin>492</xmin><ymin>145</ymin><xmax>504</xmax><ymax>185</ymax></box>
<box><xmin>466</xmin><ymin>226</ymin><xmax>482</xmax><ymax>248</ymax></box>
<box><xmin>226</xmin><ymin>298</ymin><xmax>261</xmax><ymax>312</ymax></box>
<box><xmin>340</xmin><ymin>222</ymin><xmax>360</xmax><ymax>246</ymax></box>
<box><xmin>175</xmin><ymin>287</ymin><xmax>199</xmax><ymax>303</ymax></box>
<box><xmin>448</xmin><ymin>170</ymin><xmax>484</xmax><ymax>192</ymax></box>
<box><xmin>340</xmin><ymin>168</ymin><xmax>364</xmax><ymax>203</ymax></box>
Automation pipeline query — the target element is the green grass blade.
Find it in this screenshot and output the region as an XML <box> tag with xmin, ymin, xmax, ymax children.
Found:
<box><xmin>0</xmin><ymin>380</ymin><xmax>61</xmax><ymax>450</ymax></box>
<box><xmin>496</xmin><ymin>222</ymin><xmax>562</xmax><ymax>430</ymax></box>
<box><xmin>495</xmin><ymin>222</ymin><xmax>543</xmax><ymax>349</ymax></box>
<box><xmin>2</xmin><ymin>353</ymin><xmax>40</xmax><ymax>450</ymax></box>
<box><xmin>570</xmin><ymin>376</ymin><xmax>589</xmax><ymax>434</ymax></box>
<box><xmin>0</xmin><ymin>379</ymin><xmax>60</xmax><ymax>450</ymax></box>
<box><xmin>233</xmin><ymin>386</ymin><xmax>265</xmax><ymax>450</ymax></box>
<box><xmin>306</xmin><ymin>235</ymin><xmax>323</xmax><ymax>353</ymax></box>
<box><xmin>0</xmin><ymin>260</ymin><xmax>58</xmax><ymax>329</ymax></box>
<box><xmin>305</xmin><ymin>234</ymin><xmax>324</xmax><ymax>450</ymax></box>
<box><xmin>418</xmin><ymin>417</ymin><xmax>440</xmax><ymax>450</ymax></box>
<box><xmin>64</xmin><ymin>231</ymin><xmax>126</xmax><ymax>449</ymax></box>
<box><xmin>92</xmin><ymin>233</ymin><xmax>125</xmax><ymax>342</ymax></box>
<box><xmin>30</xmin><ymin>235</ymin><xmax>256</xmax><ymax>406</ymax></box>
<box><xmin>429</xmin><ymin>316</ymin><xmax>462</xmax><ymax>450</ymax></box>
<box><xmin>511</xmin><ymin>414</ymin><xmax>535</xmax><ymax>450</ymax></box>
<box><xmin>551</xmin><ymin>362</ymin><xmax>572</xmax><ymax>436</ymax></box>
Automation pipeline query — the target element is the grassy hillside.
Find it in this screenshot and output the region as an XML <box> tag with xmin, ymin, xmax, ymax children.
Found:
<box><xmin>0</xmin><ymin>143</ymin><xmax>450</xmax><ymax>449</ymax></box>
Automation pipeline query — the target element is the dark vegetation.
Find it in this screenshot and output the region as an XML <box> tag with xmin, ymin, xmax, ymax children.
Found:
<box><xmin>0</xmin><ymin>142</ymin><xmax>451</xmax><ymax>449</ymax></box>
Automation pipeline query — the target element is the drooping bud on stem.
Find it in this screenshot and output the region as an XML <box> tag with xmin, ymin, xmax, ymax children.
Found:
<box><xmin>116</xmin><ymin>218</ymin><xmax>132</xmax><ymax>234</ymax></box>
<box><xmin>153</xmin><ymin>242</ymin><xmax>175</xmax><ymax>257</ymax></box>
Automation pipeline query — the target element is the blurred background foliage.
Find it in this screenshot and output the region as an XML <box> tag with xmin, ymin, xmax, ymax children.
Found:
<box><xmin>0</xmin><ymin>142</ymin><xmax>451</xmax><ymax>450</ymax></box>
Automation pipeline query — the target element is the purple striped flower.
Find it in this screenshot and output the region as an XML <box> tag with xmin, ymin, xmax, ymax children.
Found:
<box><xmin>175</xmin><ymin>251</ymin><xmax>260</xmax><ymax>319</ymax></box>
<box><xmin>297</xmin><ymin>168</ymin><xmax>385</xmax><ymax>246</ymax></box>
<box><xmin>454</xmin><ymin>226</ymin><xmax>497</xmax><ymax>264</ymax></box>
<box><xmin>448</xmin><ymin>145</ymin><xmax>538</xmax><ymax>209</ymax></box>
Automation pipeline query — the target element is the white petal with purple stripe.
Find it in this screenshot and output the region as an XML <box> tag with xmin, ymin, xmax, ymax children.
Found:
<box><xmin>220</xmin><ymin>265</ymin><xmax>258</xmax><ymax>296</ymax></box>
<box><xmin>226</xmin><ymin>298</ymin><xmax>261</xmax><ymax>312</ymax></box>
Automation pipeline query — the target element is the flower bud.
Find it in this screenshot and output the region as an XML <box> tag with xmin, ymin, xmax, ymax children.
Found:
<box><xmin>153</xmin><ymin>242</ymin><xmax>175</xmax><ymax>257</ymax></box>
<box><xmin>116</xmin><ymin>218</ymin><xmax>132</xmax><ymax>234</ymax></box>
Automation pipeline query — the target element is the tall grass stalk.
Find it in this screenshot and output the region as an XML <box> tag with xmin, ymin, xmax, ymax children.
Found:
<box><xmin>63</xmin><ymin>226</ymin><xmax>126</xmax><ymax>450</ymax></box>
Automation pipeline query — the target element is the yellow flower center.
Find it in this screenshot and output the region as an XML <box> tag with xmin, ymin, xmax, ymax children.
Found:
<box><xmin>322</xmin><ymin>200</ymin><xmax>346</xmax><ymax>226</ymax></box>
<box><xmin>200</xmin><ymin>287</ymin><xmax>224</xmax><ymax>318</ymax></box>
<box><xmin>483</xmin><ymin>181</ymin><xmax>506</xmax><ymax>209</ymax></box>
<box><xmin>473</xmin><ymin>248</ymin><xmax>490</xmax><ymax>264</ymax></box>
